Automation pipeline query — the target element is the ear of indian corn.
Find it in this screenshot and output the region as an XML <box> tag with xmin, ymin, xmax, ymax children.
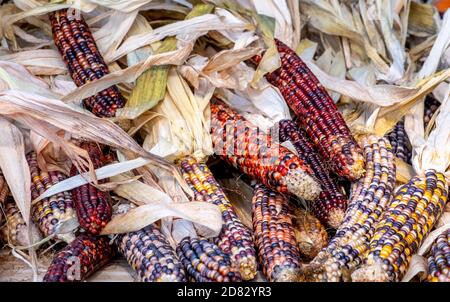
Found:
<box><xmin>424</xmin><ymin>96</ymin><xmax>440</xmax><ymax>129</ymax></box>
<box><xmin>44</xmin><ymin>234</ymin><xmax>114</xmax><ymax>282</ymax></box>
<box><xmin>292</xmin><ymin>208</ymin><xmax>329</xmax><ymax>261</ymax></box>
<box><xmin>176</xmin><ymin>236</ymin><xmax>242</xmax><ymax>282</ymax></box>
<box><xmin>0</xmin><ymin>172</ymin><xmax>8</xmax><ymax>205</ymax></box>
<box><xmin>385</xmin><ymin>119</ymin><xmax>412</xmax><ymax>164</ymax></box>
<box><xmin>115</xmin><ymin>224</ymin><xmax>187</xmax><ymax>282</ymax></box>
<box><xmin>49</xmin><ymin>9</ymin><xmax>126</xmax><ymax>117</ymax></box>
<box><xmin>178</xmin><ymin>156</ymin><xmax>257</xmax><ymax>280</ymax></box>
<box><xmin>252</xmin><ymin>184</ymin><xmax>301</xmax><ymax>282</ymax></box>
<box><xmin>210</xmin><ymin>99</ymin><xmax>321</xmax><ymax>201</ymax></box>
<box><xmin>352</xmin><ymin>169</ymin><xmax>448</xmax><ymax>282</ymax></box>
<box><xmin>307</xmin><ymin>135</ymin><xmax>396</xmax><ymax>282</ymax></box>
<box><xmin>278</xmin><ymin>119</ymin><xmax>348</xmax><ymax>228</ymax></box>
<box><xmin>27</xmin><ymin>152</ymin><xmax>77</xmax><ymax>240</ymax></box>
<box><xmin>254</xmin><ymin>39</ymin><xmax>365</xmax><ymax>181</ymax></box>
<box><xmin>426</xmin><ymin>229</ymin><xmax>450</xmax><ymax>282</ymax></box>
<box><xmin>70</xmin><ymin>142</ymin><xmax>112</xmax><ymax>235</ymax></box>
<box><xmin>1</xmin><ymin>197</ymin><xmax>30</xmax><ymax>247</ymax></box>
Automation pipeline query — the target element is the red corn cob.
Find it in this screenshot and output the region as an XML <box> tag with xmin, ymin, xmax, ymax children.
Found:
<box><xmin>70</xmin><ymin>142</ymin><xmax>112</xmax><ymax>235</ymax></box>
<box><xmin>210</xmin><ymin>99</ymin><xmax>321</xmax><ymax>201</ymax></box>
<box><xmin>254</xmin><ymin>39</ymin><xmax>365</xmax><ymax>181</ymax></box>
<box><xmin>44</xmin><ymin>234</ymin><xmax>114</xmax><ymax>282</ymax></box>
<box><xmin>49</xmin><ymin>9</ymin><xmax>126</xmax><ymax>117</ymax></box>
<box><xmin>278</xmin><ymin>119</ymin><xmax>348</xmax><ymax>228</ymax></box>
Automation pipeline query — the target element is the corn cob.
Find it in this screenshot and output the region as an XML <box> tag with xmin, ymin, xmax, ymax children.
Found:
<box><xmin>1</xmin><ymin>197</ymin><xmax>29</xmax><ymax>246</ymax></box>
<box><xmin>27</xmin><ymin>152</ymin><xmax>77</xmax><ymax>239</ymax></box>
<box><xmin>49</xmin><ymin>9</ymin><xmax>126</xmax><ymax>117</ymax></box>
<box><xmin>70</xmin><ymin>141</ymin><xmax>112</xmax><ymax>235</ymax></box>
<box><xmin>307</xmin><ymin>135</ymin><xmax>396</xmax><ymax>282</ymax></box>
<box><xmin>176</xmin><ymin>236</ymin><xmax>242</xmax><ymax>282</ymax></box>
<box><xmin>115</xmin><ymin>224</ymin><xmax>187</xmax><ymax>282</ymax></box>
<box><xmin>252</xmin><ymin>184</ymin><xmax>301</xmax><ymax>282</ymax></box>
<box><xmin>292</xmin><ymin>208</ymin><xmax>329</xmax><ymax>261</ymax></box>
<box><xmin>278</xmin><ymin>119</ymin><xmax>347</xmax><ymax>228</ymax></box>
<box><xmin>0</xmin><ymin>172</ymin><xmax>8</xmax><ymax>205</ymax></box>
<box><xmin>426</xmin><ymin>229</ymin><xmax>450</xmax><ymax>282</ymax></box>
<box><xmin>424</xmin><ymin>96</ymin><xmax>440</xmax><ymax>129</ymax></box>
<box><xmin>254</xmin><ymin>39</ymin><xmax>365</xmax><ymax>180</ymax></box>
<box><xmin>178</xmin><ymin>156</ymin><xmax>257</xmax><ymax>280</ymax></box>
<box><xmin>44</xmin><ymin>234</ymin><xmax>114</xmax><ymax>282</ymax></box>
<box><xmin>210</xmin><ymin>99</ymin><xmax>321</xmax><ymax>201</ymax></box>
<box><xmin>385</xmin><ymin>119</ymin><xmax>412</xmax><ymax>164</ymax></box>
<box><xmin>352</xmin><ymin>169</ymin><xmax>448</xmax><ymax>282</ymax></box>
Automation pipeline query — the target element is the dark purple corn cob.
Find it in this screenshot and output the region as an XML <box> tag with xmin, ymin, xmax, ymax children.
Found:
<box><xmin>115</xmin><ymin>224</ymin><xmax>187</xmax><ymax>282</ymax></box>
<box><xmin>278</xmin><ymin>119</ymin><xmax>348</xmax><ymax>228</ymax></box>
<box><xmin>49</xmin><ymin>9</ymin><xmax>126</xmax><ymax>117</ymax></box>
<box><xmin>44</xmin><ymin>234</ymin><xmax>114</xmax><ymax>282</ymax></box>
<box><xmin>385</xmin><ymin>119</ymin><xmax>412</xmax><ymax>164</ymax></box>
<box><xmin>176</xmin><ymin>237</ymin><xmax>242</xmax><ymax>282</ymax></box>
<box><xmin>70</xmin><ymin>142</ymin><xmax>112</xmax><ymax>235</ymax></box>
<box><xmin>424</xmin><ymin>96</ymin><xmax>440</xmax><ymax>129</ymax></box>
<box><xmin>254</xmin><ymin>39</ymin><xmax>365</xmax><ymax>181</ymax></box>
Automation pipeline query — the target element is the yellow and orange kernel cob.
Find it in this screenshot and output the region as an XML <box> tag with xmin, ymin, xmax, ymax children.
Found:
<box><xmin>0</xmin><ymin>172</ymin><xmax>8</xmax><ymax>205</ymax></box>
<box><xmin>27</xmin><ymin>152</ymin><xmax>77</xmax><ymax>239</ymax></box>
<box><xmin>178</xmin><ymin>156</ymin><xmax>257</xmax><ymax>280</ymax></box>
<box><xmin>116</xmin><ymin>224</ymin><xmax>187</xmax><ymax>282</ymax></box>
<box><xmin>309</xmin><ymin>136</ymin><xmax>396</xmax><ymax>282</ymax></box>
<box><xmin>352</xmin><ymin>169</ymin><xmax>448</xmax><ymax>282</ymax></box>
<box><xmin>49</xmin><ymin>9</ymin><xmax>126</xmax><ymax>117</ymax></box>
<box><xmin>70</xmin><ymin>142</ymin><xmax>112</xmax><ymax>235</ymax></box>
<box><xmin>385</xmin><ymin>119</ymin><xmax>412</xmax><ymax>164</ymax></box>
<box><xmin>1</xmin><ymin>197</ymin><xmax>30</xmax><ymax>246</ymax></box>
<box><xmin>291</xmin><ymin>208</ymin><xmax>328</xmax><ymax>261</ymax></box>
<box><xmin>176</xmin><ymin>236</ymin><xmax>242</xmax><ymax>282</ymax></box>
<box><xmin>210</xmin><ymin>100</ymin><xmax>321</xmax><ymax>201</ymax></box>
<box><xmin>252</xmin><ymin>185</ymin><xmax>301</xmax><ymax>282</ymax></box>
<box><xmin>254</xmin><ymin>39</ymin><xmax>365</xmax><ymax>181</ymax></box>
<box><xmin>278</xmin><ymin>119</ymin><xmax>348</xmax><ymax>228</ymax></box>
<box><xmin>426</xmin><ymin>229</ymin><xmax>450</xmax><ymax>282</ymax></box>
<box><xmin>44</xmin><ymin>234</ymin><xmax>114</xmax><ymax>282</ymax></box>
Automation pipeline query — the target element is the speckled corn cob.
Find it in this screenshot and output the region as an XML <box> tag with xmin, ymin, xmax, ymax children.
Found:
<box><xmin>116</xmin><ymin>224</ymin><xmax>187</xmax><ymax>282</ymax></box>
<box><xmin>307</xmin><ymin>136</ymin><xmax>396</xmax><ymax>282</ymax></box>
<box><xmin>49</xmin><ymin>9</ymin><xmax>126</xmax><ymax>117</ymax></box>
<box><xmin>352</xmin><ymin>169</ymin><xmax>448</xmax><ymax>282</ymax></box>
<box><xmin>252</xmin><ymin>184</ymin><xmax>301</xmax><ymax>282</ymax></box>
<box><xmin>210</xmin><ymin>99</ymin><xmax>321</xmax><ymax>201</ymax></box>
<box><xmin>385</xmin><ymin>119</ymin><xmax>412</xmax><ymax>164</ymax></box>
<box><xmin>254</xmin><ymin>39</ymin><xmax>365</xmax><ymax>180</ymax></box>
<box><xmin>176</xmin><ymin>237</ymin><xmax>242</xmax><ymax>282</ymax></box>
<box><xmin>27</xmin><ymin>152</ymin><xmax>77</xmax><ymax>239</ymax></box>
<box><xmin>278</xmin><ymin>119</ymin><xmax>347</xmax><ymax>228</ymax></box>
<box><xmin>70</xmin><ymin>142</ymin><xmax>112</xmax><ymax>235</ymax></box>
<box><xmin>424</xmin><ymin>96</ymin><xmax>440</xmax><ymax>129</ymax></box>
<box><xmin>0</xmin><ymin>172</ymin><xmax>8</xmax><ymax>205</ymax></box>
<box><xmin>426</xmin><ymin>229</ymin><xmax>450</xmax><ymax>282</ymax></box>
<box><xmin>1</xmin><ymin>197</ymin><xmax>29</xmax><ymax>246</ymax></box>
<box><xmin>44</xmin><ymin>234</ymin><xmax>114</xmax><ymax>282</ymax></box>
<box><xmin>292</xmin><ymin>208</ymin><xmax>329</xmax><ymax>261</ymax></box>
<box><xmin>178</xmin><ymin>156</ymin><xmax>257</xmax><ymax>280</ymax></box>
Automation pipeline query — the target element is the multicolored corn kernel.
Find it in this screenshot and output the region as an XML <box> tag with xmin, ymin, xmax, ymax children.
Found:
<box><xmin>427</xmin><ymin>229</ymin><xmax>450</xmax><ymax>282</ymax></box>
<box><xmin>176</xmin><ymin>237</ymin><xmax>242</xmax><ymax>282</ymax></box>
<box><xmin>385</xmin><ymin>119</ymin><xmax>412</xmax><ymax>164</ymax></box>
<box><xmin>424</xmin><ymin>96</ymin><xmax>440</xmax><ymax>129</ymax></box>
<box><xmin>0</xmin><ymin>197</ymin><xmax>30</xmax><ymax>246</ymax></box>
<box><xmin>252</xmin><ymin>184</ymin><xmax>301</xmax><ymax>282</ymax></box>
<box><xmin>308</xmin><ymin>135</ymin><xmax>396</xmax><ymax>282</ymax></box>
<box><xmin>49</xmin><ymin>9</ymin><xmax>126</xmax><ymax>117</ymax></box>
<box><xmin>292</xmin><ymin>208</ymin><xmax>328</xmax><ymax>262</ymax></box>
<box><xmin>352</xmin><ymin>169</ymin><xmax>447</xmax><ymax>282</ymax></box>
<box><xmin>178</xmin><ymin>156</ymin><xmax>257</xmax><ymax>280</ymax></box>
<box><xmin>70</xmin><ymin>141</ymin><xmax>112</xmax><ymax>235</ymax></box>
<box><xmin>254</xmin><ymin>39</ymin><xmax>365</xmax><ymax>181</ymax></box>
<box><xmin>44</xmin><ymin>234</ymin><xmax>114</xmax><ymax>282</ymax></box>
<box><xmin>210</xmin><ymin>99</ymin><xmax>321</xmax><ymax>201</ymax></box>
<box><xmin>116</xmin><ymin>224</ymin><xmax>187</xmax><ymax>282</ymax></box>
<box><xmin>278</xmin><ymin>119</ymin><xmax>347</xmax><ymax>228</ymax></box>
<box><xmin>27</xmin><ymin>152</ymin><xmax>77</xmax><ymax>238</ymax></box>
